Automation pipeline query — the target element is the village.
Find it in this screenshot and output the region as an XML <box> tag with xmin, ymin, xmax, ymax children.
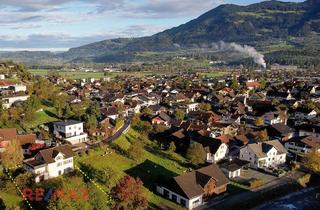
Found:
<box><xmin>0</xmin><ymin>62</ymin><xmax>319</xmax><ymax>210</ymax></box>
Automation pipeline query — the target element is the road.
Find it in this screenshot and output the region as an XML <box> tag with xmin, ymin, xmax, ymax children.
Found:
<box><xmin>195</xmin><ymin>175</ymin><xmax>294</xmax><ymax>210</ymax></box>
<box><xmin>253</xmin><ymin>186</ymin><xmax>320</xmax><ymax>210</ymax></box>
<box><xmin>102</xmin><ymin>117</ymin><xmax>131</xmax><ymax>143</ymax></box>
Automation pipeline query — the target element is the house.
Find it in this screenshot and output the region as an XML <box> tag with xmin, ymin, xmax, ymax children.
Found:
<box><xmin>285</xmin><ymin>136</ymin><xmax>320</xmax><ymax>156</ymax></box>
<box><xmin>239</xmin><ymin>140</ymin><xmax>287</xmax><ymax>169</ymax></box>
<box><xmin>151</xmin><ymin>112</ymin><xmax>172</xmax><ymax>126</ymax></box>
<box><xmin>101</xmin><ymin>107</ymin><xmax>120</xmax><ymax>121</ymax></box>
<box><xmin>53</xmin><ymin>120</ymin><xmax>88</xmax><ymax>145</ymax></box>
<box><xmin>267</xmin><ymin>123</ymin><xmax>295</xmax><ymax>142</ymax></box>
<box><xmin>0</xmin><ymin>128</ymin><xmax>36</xmax><ymax>153</ymax></box>
<box><xmin>156</xmin><ymin>164</ymin><xmax>229</xmax><ymax>209</ymax></box>
<box><xmin>220</xmin><ymin>158</ymin><xmax>249</xmax><ymax>178</ymax></box>
<box><xmin>190</xmin><ymin>134</ymin><xmax>228</xmax><ymax>163</ymax></box>
<box><xmin>1</xmin><ymin>95</ymin><xmax>30</xmax><ymax>108</ymax></box>
<box><xmin>23</xmin><ymin>145</ymin><xmax>74</xmax><ymax>182</ymax></box>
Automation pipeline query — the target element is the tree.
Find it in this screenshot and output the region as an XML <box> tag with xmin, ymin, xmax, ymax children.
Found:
<box><xmin>230</xmin><ymin>78</ymin><xmax>240</xmax><ymax>90</ymax></box>
<box><xmin>142</xmin><ymin>107</ymin><xmax>153</xmax><ymax>117</ymax></box>
<box><xmin>85</xmin><ymin>114</ymin><xmax>97</xmax><ymax>135</ymax></box>
<box><xmin>174</xmin><ymin>109</ymin><xmax>185</xmax><ymax>120</ymax></box>
<box><xmin>111</xmin><ymin>175</ymin><xmax>148</xmax><ymax>210</ymax></box>
<box><xmin>52</xmin><ymin>94</ymin><xmax>68</xmax><ymax>118</ymax></box>
<box><xmin>255</xmin><ymin>117</ymin><xmax>264</xmax><ymax>126</ymax></box>
<box><xmin>88</xmin><ymin>102</ymin><xmax>101</xmax><ymax>118</ymax></box>
<box><xmin>199</xmin><ymin>103</ymin><xmax>211</xmax><ymax>111</ymax></box>
<box><xmin>259</xmin><ymin>79</ymin><xmax>266</xmax><ymax>90</ymax></box>
<box><xmin>1</xmin><ymin>138</ymin><xmax>24</xmax><ymax>169</ymax></box>
<box><xmin>127</xmin><ymin>141</ymin><xmax>144</xmax><ymax>162</ymax></box>
<box><xmin>167</xmin><ymin>142</ymin><xmax>176</xmax><ymax>152</ymax></box>
<box><xmin>303</xmin><ymin>151</ymin><xmax>320</xmax><ymax>174</ymax></box>
<box><xmin>0</xmin><ymin>198</ymin><xmax>5</xmax><ymax>210</ymax></box>
<box><xmin>186</xmin><ymin>143</ymin><xmax>206</xmax><ymax>165</ymax></box>
<box><xmin>153</xmin><ymin>124</ymin><xmax>167</xmax><ymax>134</ymax></box>
<box><xmin>62</xmin><ymin>104</ymin><xmax>73</xmax><ymax>119</ymax></box>
<box><xmin>258</xmin><ymin>129</ymin><xmax>268</xmax><ymax>141</ymax></box>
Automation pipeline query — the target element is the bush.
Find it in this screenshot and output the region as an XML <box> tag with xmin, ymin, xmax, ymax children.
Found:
<box><xmin>249</xmin><ymin>179</ymin><xmax>264</xmax><ymax>189</ymax></box>
<box><xmin>297</xmin><ymin>173</ymin><xmax>311</xmax><ymax>187</ymax></box>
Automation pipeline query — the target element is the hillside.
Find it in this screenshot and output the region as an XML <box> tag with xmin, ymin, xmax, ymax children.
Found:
<box><xmin>1</xmin><ymin>0</ymin><xmax>320</xmax><ymax>65</ymax></box>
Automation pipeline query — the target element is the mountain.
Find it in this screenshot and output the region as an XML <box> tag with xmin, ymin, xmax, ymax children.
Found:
<box><xmin>1</xmin><ymin>0</ymin><xmax>320</xmax><ymax>65</ymax></box>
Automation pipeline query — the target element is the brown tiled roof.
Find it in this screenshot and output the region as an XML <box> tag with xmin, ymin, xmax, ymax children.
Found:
<box><xmin>247</xmin><ymin>140</ymin><xmax>287</xmax><ymax>158</ymax></box>
<box><xmin>38</xmin><ymin>145</ymin><xmax>74</xmax><ymax>164</ymax></box>
<box><xmin>169</xmin><ymin>164</ymin><xmax>229</xmax><ymax>199</ymax></box>
<box><xmin>17</xmin><ymin>134</ymin><xmax>36</xmax><ymax>145</ymax></box>
<box><xmin>301</xmin><ymin>136</ymin><xmax>320</xmax><ymax>149</ymax></box>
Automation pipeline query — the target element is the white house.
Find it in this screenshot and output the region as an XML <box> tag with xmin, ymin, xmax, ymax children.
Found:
<box><xmin>191</xmin><ymin>136</ymin><xmax>228</xmax><ymax>163</ymax></box>
<box><xmin>1</xmin><ymin>95</ymin><xmax>30</xmax><ymax>108</ymax></box>
<box><xmin>239</xmin><ymin>140</ymin><xmax>287</xmax><ymax>169</ymax></box>
<box><xmin>23</xmin><ymin>145</ymin><xmax>75</xmax><ymax>182</ymax></box>
<box><xmin>186</xmin><ymin>103</ymin><xmax>200</xmax><ymax>114</ymax></box>
<box><xmin>220</xmin><ymin>158</ymin><xmax>249</xmax><ymax>179</ymax></box>
<box><xmin>156</xmin><ymin>164</ymin><xmax>229</xmax><ymax>210</ymax></box>
<box><xmin>53</xmin><ymin>120</ymin><xmax>88</xmax><ymax>145</ymax></box>
<box><xmin>285</xmin><ymin>136</ymin><xmax>320</xmax><ymax>156</ymax></box>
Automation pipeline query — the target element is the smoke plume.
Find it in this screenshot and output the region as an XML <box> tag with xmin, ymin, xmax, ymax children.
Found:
<box><xmin>213</xmin><ymin>41</ymin><xmax>267</xmax><ymax>68</ymax></box>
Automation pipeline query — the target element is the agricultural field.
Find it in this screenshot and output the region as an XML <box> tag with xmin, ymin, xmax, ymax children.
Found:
<box><xmin>28</xmin><ymin>69</ymin><xmax>166</xmax><ymax>80</ymax></box>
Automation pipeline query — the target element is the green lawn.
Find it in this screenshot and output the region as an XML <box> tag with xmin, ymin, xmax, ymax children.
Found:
<box><xmin>0</xmin><ymin>191</ymin><xmax>22</xmax><ymax>209</ymax></box>
<box><xmin>76</xmin><ymin>129</ymin><xmax>186</xmax><ymax>210</ymax></box>
<box><xmin>200</xmin><ymin>71</ymin><xmax>227</xmax><ymax>78</ymax></box>
<box><xmin>22</xmin><ymin>107</ymin><xmax>59</xmax><ymax>131</ymax></box>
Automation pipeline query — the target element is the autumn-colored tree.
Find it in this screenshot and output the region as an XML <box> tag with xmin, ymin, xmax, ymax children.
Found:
<box><xmin>153</xmin><ymin>124</ymin><xmax>167</xmax><ymax>134</ymax></box>
<box><xmin>127</xmin><ymin>141</ymin><xmax>144</xmax><ymax>162</ymax></box>
<box><xmin>186</xmin><ymin>143</ymin><xmax>206</xmax><ymax>165</ymax></box>
<box><xmin>303</xmin><ymin>150</ymin><xmax>320</xmax><ymax>174</ymax></box>
<box><xmin>199</xmin><ymin>103</ymin><xmax>211</xmax><ymax>111</ymax></box>
<box><xmin>111</xmin><ymin>175</ymin><xmax>148</xmax><ymax>210</ymax></box>
<box><xmin>142</xmin><ymin>107</ymin><xmax>153</xmax><ymax>117</ymax></box>
<box><xmin>1</xmin><ymin>138</ymin><xmax>24</xmax><ymax>169</ymax></box>
<box><xmin>174</xmin><ymin>108</ymin><xmax>185</xmax><ymax>120</ymax></box>
<box><xmin>258</xmin><ymin>129</ymin><xmax>268</xmax><ymax>141</ymax></box>
<box><xmin>255</xmin><ymin>117</ymin><xmax>264</xmax><ymax>126</ymax></box>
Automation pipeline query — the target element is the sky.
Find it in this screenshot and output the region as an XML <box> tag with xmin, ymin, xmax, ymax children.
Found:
<box><xmin>0</xmin><ymin>0</ymin><xmax>304</xmax><ymax>51</ymax></box>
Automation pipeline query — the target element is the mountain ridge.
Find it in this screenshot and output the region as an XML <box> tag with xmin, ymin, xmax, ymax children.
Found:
<box><xmin>1</xmin><ymin>0</ymin><xmax>320</xmax><ymax>65</ymax></box>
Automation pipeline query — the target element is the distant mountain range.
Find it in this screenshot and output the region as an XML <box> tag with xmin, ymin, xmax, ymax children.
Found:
<box><xmin>1</xmin><ymin>0</ymin><xmax>320</xmax><ymax>65</ymax></box>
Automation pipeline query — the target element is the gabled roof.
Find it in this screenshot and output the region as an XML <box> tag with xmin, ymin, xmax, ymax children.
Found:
<box><xmin>38</xmin><ymin>145</ymin><xmax>75</xmax><ymax>164</ymax></box>
<box><xmin>246</xmin><ymin>140</ymin><xmax>287</xmax><ymax>158</ymax></box>
<box><xmin>167</xmin><ymin>164</ymin><xmax>229</xmax><ymax>199</ymax></box>
<box><xmin>54</xmin><ymin>120</ymin><xmax>82</xmax><ymax>127</ymax></box>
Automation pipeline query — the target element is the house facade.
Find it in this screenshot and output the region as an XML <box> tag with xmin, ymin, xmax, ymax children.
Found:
<box><xmin>23</xmin><ymin>145</ymin><xmax>75</xmax><ymax>182</ymax></box>
<box><xmin>54</xmin><ymin>120</ymin><xmax>88</xmax><ymax>144</ymax></box>
<box><xmin>239</xmin><ymin>140</ymin><xmax>287</xmax><ymax>169</ymax></box>
<box><xmin>285</xmin><ymin>136</ymin><xmax>320</xmax><ymax>156</ymax></box>
<box><xmin>156</xmin><ymin>164</ymin><xmax>229</xmax><ymax>209</ymax></box>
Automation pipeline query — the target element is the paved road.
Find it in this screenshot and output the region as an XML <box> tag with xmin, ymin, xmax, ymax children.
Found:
<box><xmin>102</xmin><ymin>118</ymin><xmax>131</xmax><ymax>143</ymax></box>
<box><xmin>253</xmin><ymin>186</ymin><xmax>320</xmax><ymax>210</ymax></box>
<box><xmin>195</xmin><ymin>175</ymin><xmax>294</xmax><ymax>210</ymax></box>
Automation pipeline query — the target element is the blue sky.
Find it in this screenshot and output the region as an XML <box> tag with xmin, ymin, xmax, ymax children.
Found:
<box><xmin>0</xmin><ymin>0</ymin><xmax>304</xmax><ymax>51</ymax></box>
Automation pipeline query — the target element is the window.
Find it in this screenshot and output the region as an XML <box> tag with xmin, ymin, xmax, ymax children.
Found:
<box><xmin>172</xmin><ymin>194</ymin><xmax>177</xmax><ymax>202</ymax></box>
<box><xmin>57</xmin><ymin>162</ymin><xmax>62</xmax><ymax>167</ymax></box>
<box><xmin>163</xmin><ymin>189</ymin><xmax>169</xmax><ymax>198</ymax></box>
<box><xmin>180</xmin><ymin>199</ymin><xmax>186</xmax><ymax>207</ymax></box>
<box><xmin>193</xmin><ymin>199</ymin><xmax>200</xmax><ymax>204</ymax></box>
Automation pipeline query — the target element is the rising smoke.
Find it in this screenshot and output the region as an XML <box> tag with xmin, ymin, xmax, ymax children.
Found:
<box><xmin>212</xmin><ymin>41</ymin><xmax>267</xmax><ymax>68</ymax></box>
